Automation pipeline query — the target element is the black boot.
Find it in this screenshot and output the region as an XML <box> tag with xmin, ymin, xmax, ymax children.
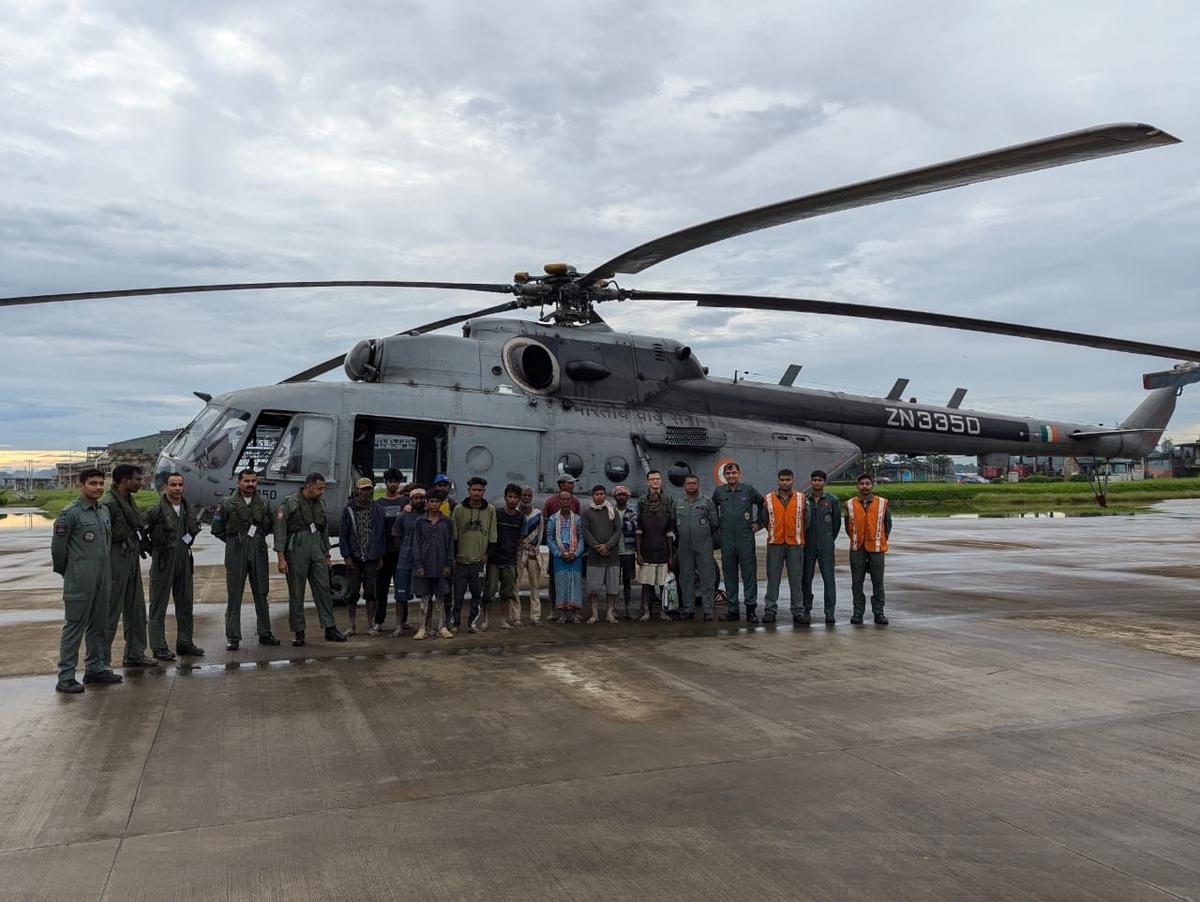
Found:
<box><xmin>225</xmin><ymin>640</ymin><xmax>239</xmax><ymax>651</ymax></box>
<box><xmin>719</xmin><ymin>608</ymin><xmax>740</xmax><ymax>622</ymax></box>
<box><xmin>325</xmin><ymin>626</ymin><xmax>348</xmax><ymax>642</ymax></box>
<box><xmin>259</xmin><ymin>634</ymin><xmax>281</xmax><ymax>646</ymax></box>
<box><xmin>874</xmin><ymin>613</ymin><xmax>889</xmax><ymax>625</ymax></box>
<box><xmin>850</xmin><ymin>613</ymin><xmax>864</xmax><ymax>625</ymax></box>
<box><xmin>292</xmin><ymin>631</ymin><xmax>306</xmax><ymax>646</ymax></box>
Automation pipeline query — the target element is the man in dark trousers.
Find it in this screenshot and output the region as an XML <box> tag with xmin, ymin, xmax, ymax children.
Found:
<box><xmin>802</xmin><ymin>469</ymin><xmax>841</xmax><ymax>626</ymax></box>
<box><xmin>100</xmin><ymin>464</ymin><xmax>154</xmax><ymax>668</ymax></box>
<box><xmin>371</xmin><ymin>468</ymin><xmax>409</xmax><ymax>635</ymax></box>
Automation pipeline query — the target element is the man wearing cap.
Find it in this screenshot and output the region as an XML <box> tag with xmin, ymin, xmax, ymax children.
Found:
<box><xmin>451</xmin><ymin>476</ymin><xmax>497</xmax><ymax>632</ymax></box>
<box><xmin>339</xmin><ymin>477</ymin><xmax>384</xmax><ymax>635</ymax></box>
<box><xmin>430</xmin><ymin>474</ymin><xmax>458</xmax><ymax>517</ymax></box>
<box><xmin>542</xmin><ymin>474</ymin><xmax>581</xmax><ymax>609</ymax></box>
<box><xmin>712</xmin><ymin>461</ymin><xmax>765</xmax><ymax>623</ymax></box>
<box><xmin>612</xmin><ymin>485</ymin><xmax>638</xmax><ymax>619</ymax></box>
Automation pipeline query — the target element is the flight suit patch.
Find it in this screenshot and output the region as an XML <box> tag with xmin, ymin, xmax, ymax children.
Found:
<box><xmin>743</xmin><ymin>511</ymin><xmax>751</xmax><ymax>521</ymax></box>
<box><xmin>82</xmin><ymin>530</ymin><xmax>96</xmax><ymax>542</ymax></box>
<box><xmin>55</xmin><ymin>522</ymin><xmax>68</xmax><ymax>536</ymax></box>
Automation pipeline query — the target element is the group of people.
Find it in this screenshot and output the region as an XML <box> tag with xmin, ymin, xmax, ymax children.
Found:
<box><xmin>48</xmin><ymin>460</ymin><xmax>893</xmax><ymax>694</ymax></box>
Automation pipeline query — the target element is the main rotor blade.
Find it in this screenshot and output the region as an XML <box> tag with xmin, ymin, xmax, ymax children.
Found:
<box><xmin>0</xmin><ymin>280</ymin><xmax>513</xmax><ymax>308</ymax></box>
<box><xmin>280</xmin><ymin>298</ymin><xmax>525</xmax><ymax>383</ymax></box>
<box><xmin>629</xmin><ymin>290</ymin><xmax>1200</xmax><ymax>363</ymax></box>
<box><xmin>582</xmin><ymin>123</ymin><xmax>1179</xmax><ymax>283</ymax></box>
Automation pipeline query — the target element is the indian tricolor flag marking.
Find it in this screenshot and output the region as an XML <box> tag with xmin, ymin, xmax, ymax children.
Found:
<box><xmin>1039</xmin><ymin>424</ymin><xmax>1060</xmax><ymax>442</ymax></box>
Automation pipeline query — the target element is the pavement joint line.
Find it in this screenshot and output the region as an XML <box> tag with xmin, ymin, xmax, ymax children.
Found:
<box><xmin>843</xmin><ymin>748</ymin><xmax>1195</xmax><ymax>901</ymax></box>
<box><xmin>9</xmin><ymin>701</ymin><xmax>1200</xmax><ymax>861</ymax></box>
<box><xmin>97</xmin><ymin>667</ymin><xmax>178</xmax><ymax>902</ymax></box>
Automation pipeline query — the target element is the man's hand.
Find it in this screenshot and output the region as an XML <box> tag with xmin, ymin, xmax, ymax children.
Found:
<box><xmin>276</xmin><ymin>553</ymin><xmax>288</xmax><ymax>575</ymax></box>
<box><xmin>441</xmin><ymin>566</ymin><xmax>452</xmax><ymax>577</ymax></box>
<box><xmin>415</xmin><ymin>566</ymin><xmax>425</xmax><ymax>578</ymax></box>
<box><xmin>325</xmin><ymin>555</ymin><xmax>332</xmax><ymax>566</ymax></box>
<box><xmin>635</xmin><ymin>554</ymin><xmax>644</xmax><ymax>566</ymax></box>
<box><xmin>345</xmin><ymin>558</ymin><xmax>356</xmax><ymax>570</ymax></box>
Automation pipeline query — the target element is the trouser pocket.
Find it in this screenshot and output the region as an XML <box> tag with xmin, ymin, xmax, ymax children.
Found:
<box><xmin>64</xmin><ymin>597</ymin><xmax>89</xmax><ymax>622</ymax></box>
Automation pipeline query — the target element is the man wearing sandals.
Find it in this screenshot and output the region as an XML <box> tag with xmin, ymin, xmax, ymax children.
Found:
<box><xmin>581</xmin><ymin>484</ymin><xmax>622</xmax><ymax>624</ymax></box>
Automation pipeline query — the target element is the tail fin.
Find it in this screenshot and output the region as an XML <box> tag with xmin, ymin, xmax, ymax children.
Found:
<box><xmin>1119</xmin><ymin>386</ymin><xmax>1179</xmax><ymax>457</ymax></box>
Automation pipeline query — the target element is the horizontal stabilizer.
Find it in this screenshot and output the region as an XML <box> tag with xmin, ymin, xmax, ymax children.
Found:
<box><xmin>1069</xmin><ymin>428</ymin><xmax>1163</xmax><ymax>439</ymax></box>
<box><xmin>1143</xmin><ymin>362</ymin><xmax>1200</xmax><ymax>390</ymax></box>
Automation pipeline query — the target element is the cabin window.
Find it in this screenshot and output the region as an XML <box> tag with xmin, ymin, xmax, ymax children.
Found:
<box><xmin>265</xmin><ymin>414</ymin><xmax>336</xmax><ymax>480</ymax></box>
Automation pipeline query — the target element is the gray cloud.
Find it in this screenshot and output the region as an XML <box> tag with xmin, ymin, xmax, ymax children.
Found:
<box><xmin>1</xmin><ymin>0</ymin><xmax>1198</xmax><ymax>449</ymax></box>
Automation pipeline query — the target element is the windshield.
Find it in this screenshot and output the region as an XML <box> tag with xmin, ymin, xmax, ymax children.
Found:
<box><xmin>163</xmin><ymin>405</ymin><xmax>225</xmax><ymax>462</ymax></box>
<box><xmin>163</xmin><ymin>405</ymin><xmax>252</xmax><ymax>471</ymax></box>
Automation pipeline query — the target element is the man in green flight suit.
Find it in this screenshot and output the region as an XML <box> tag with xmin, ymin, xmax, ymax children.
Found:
<box><xmin>145</xmin><ymin>472</ymin><xmax>205</xmax><ymax>660</ymax></box>
<box><xmin>52</xmin><ymin>467</ymin><xmax>123</xmax><ymax>693</ymax></box>
<box><xmin>802</xmin><ymin>468</ymin><xmax>841</xmax><ymax>626</ymax></box>
<box><xmin>712</xmin><ymin>461</ymin><xmax>765</xmax><ymax>623</ymax></box>
<box><xmin>212</xmin><ymin>468</ymin><xmax>280</xmax><ymax>651</ymax></box>
<box><xmin>274</xmin><ymin>471</ymin><xmax>348</xmax><ymax>646</ymax></box>
<box><xmin>675</xmin><ymin>473</ymin><xmax>719</xmax><ymax>620</ymax></box>
<box><xmin>100</xmin><ymin>464</ymin><xmax>155</xmax><ymax>669</ymax></box>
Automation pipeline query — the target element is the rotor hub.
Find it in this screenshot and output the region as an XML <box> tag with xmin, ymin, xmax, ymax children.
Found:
<box><xmin>511</xmin><ymin>263</ymin><xmax>626</xmax><ymax>324</ymax></box>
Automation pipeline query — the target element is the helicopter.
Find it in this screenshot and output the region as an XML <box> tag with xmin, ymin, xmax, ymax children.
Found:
<box><xmin>5</xmin><ymin>122</ymin><xmax>1199</xmax><ymax>523</ymax></box>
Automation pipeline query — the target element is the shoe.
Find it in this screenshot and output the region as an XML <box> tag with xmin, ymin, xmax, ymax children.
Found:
<box><xmin>345</xmin><ymin>625</ymin><xmax>356</xmax><ymax>637</ymax></box>
<box><xmin>176</xmin><ymin>644</ymin><xmax>205</xmax><ymax>657</ymax></box>
<box><xmin>368</xmin><ymin>625</ymin><xmax>380</xmax><ymax>637</ymax></box>
<box><xmin>825</xmin><ymin>614</ymin><xmax>836</xmax><ymax>625</ymax></box>
<box><xmin>850</xmin><ymin>614</ymin><xmax>864</xmax><ymax>625</ymax></box>
<box><xmin>437</xmin><ymin>627</ymin><xmax>453</xmax><ymax>639</ymax></box>
<box><xmin>703</xmin><ymin>612</ymin><xmax>714</xmax><ymax>622</ymax></box>
<box><xmin>82</xmin><ymin>670</ymin><xmax>123</xmax><ymax>685</ymax></box>
<box><xmin>259</xmin><ymin>634</ymin><xmax>281</xmax><ymax>646</ymax></box>
<box><xmin>745</xmin><ymin>612</ymin><xmax>759</xmax><ymax>624</ymax></box>
<box><xmin>500</xmin><ymin>622</ymin><xmax>513</xmax><ymax>629</ymax></box>
<box><xmin>152</xmin><ymin>648</ymin><xmax>176</xmax><ymax>661</ymax></box>
<box><xmin>324</xmin><ymin>626</ymin><xmax>348</xmax><ymax>642</ymax></box>
<box><xmin>55</xmin><ymin>679</ymin><xmax>84</xmax><ymax>694</ymax></box>
<box><xmin>638</xmin><ymin>612</ymin><xmax>650</xmax><ymax>622</ymax></box>
<box><xmin>293</xmin><ymin>632</ymin><xmax>306</xmax><ymax>646</ymax></box>
<box><xmin>761</xmin><ymin>612</ymin><xmax>776</xmax><ymax>624</ymax></box>
<box><xmin>412</xmin><ymin>628</ymin><xmax>427</xmax><ymax>640</ymax></box>
<box><xmin>391</xmin><ymin>628</ymin><xmax>405</xmax><ymax>638</ymax></box>
<box><xmin>226</xmin><ymin>640</ymin><xmax>239</xmax><ymax>651</ymax></box>
<box><xmin>513</xmin><ymin>620</ymin><xmax>524</xmax><ymax>627</ymax></box>
<box><xmin>792</xmin><ymin>615</ymin><xmax>809</xmax><ymax>627</ymax></box>
<box><xmin>874</xmin><ymin>613</ymin><xmax>889</xmax><ymax>625</ymax></box>
<box><xmin>122</xmin><ymin>656</ymin><xmax>158</xmax><ymax>667</ymax></box>
<box><xmin>719</xmin><ymin>611</ymin><xmax>740</xmax><ymax>622</ymax></box>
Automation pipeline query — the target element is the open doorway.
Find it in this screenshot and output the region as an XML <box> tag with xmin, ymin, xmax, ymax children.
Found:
<box><xmin>351</xmin><ymin>417</ymin><xmax>447</xmax><ymax>487</ymax></box>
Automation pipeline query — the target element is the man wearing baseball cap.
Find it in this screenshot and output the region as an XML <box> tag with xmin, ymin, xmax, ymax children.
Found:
<box><xmin>430</xmin><ymin>474</ymin><xmax>458</xmax><ymax>517</ymax></box>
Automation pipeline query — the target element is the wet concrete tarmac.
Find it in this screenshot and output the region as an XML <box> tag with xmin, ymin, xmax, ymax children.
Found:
<box><xmin>0</xmin><ymin>501</ymin><xmax>1198</xmax><ymax>899</ymax></box>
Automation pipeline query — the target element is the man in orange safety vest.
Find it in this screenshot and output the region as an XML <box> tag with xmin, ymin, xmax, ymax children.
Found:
<box><xmin>845</xmin><ymin>474</ymin><xmax>892</xmax><ymax>625</ymax></box>
<box><xmin>759</xmin><ymin>468</ymin><xmax>806</xmax><ymax>625</ymax></box>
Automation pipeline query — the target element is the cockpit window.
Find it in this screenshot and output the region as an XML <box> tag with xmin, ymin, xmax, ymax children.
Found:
<box><xmin>163</xmin><ymin>405</ymin><xmax>224</xmax><ymax>463</ymax></box>
<box><xmin>165</xmin><ymin>406</ymin><xmax>252</xmax><ymax>471</ymax></box>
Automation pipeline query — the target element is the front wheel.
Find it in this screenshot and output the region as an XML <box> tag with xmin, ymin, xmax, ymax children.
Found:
<box><xmin>329</xmin><ymin>562</ymin><xmax>348</xmax><ymax>607</ymax></box>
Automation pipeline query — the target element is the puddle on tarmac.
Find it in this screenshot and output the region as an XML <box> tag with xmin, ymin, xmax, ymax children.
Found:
<box><xmin>0</xmin><ymin>509</ymin><xmax>54</xmax><ymax>532</ymax></box>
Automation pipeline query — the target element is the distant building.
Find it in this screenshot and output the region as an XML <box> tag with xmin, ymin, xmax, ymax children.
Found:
<box><xmin>1144</xmin><ymin>440</ymin><xmax>1200</xmax><ymax>479</ymax></box>
<box><xmin>55</xmin><ymin>430</ymin><xmax>181</xmax><ymax>486</ymax></box>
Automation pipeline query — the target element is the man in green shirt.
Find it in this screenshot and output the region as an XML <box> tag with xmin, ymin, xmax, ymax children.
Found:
<box><xmin>51</xmin><ymin>467</ymin><xmax>122</xmax><ymax>693</ymax></box>
<box><xmin>451</xmin><ymin>476</ymin><xmax>497</xmax><ymax>632</ymax></box>
<box><xmin>212</xmin><ymin>468</ymin><xmax>279</xmax><ymax>650</ymax></box>
<box><xmin>100</xmin><ymin>463</ymin><xmax>155</xmax><ymax>669</ymax></box>
<box><xmin>274</xmin><ymin>472</ymin><xmax>347</xmax><ymax>646</ymax></box>
<box><xmin>145</xmin><ymin>472</ymin><xmax>205</xmax><ymax>660</ymax></box>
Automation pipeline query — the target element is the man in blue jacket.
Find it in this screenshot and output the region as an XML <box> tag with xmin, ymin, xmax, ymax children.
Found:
<box><xmin>339</xmin><ymin>477</ymin><xmax>384</xmax><ymax>635</ymax></box>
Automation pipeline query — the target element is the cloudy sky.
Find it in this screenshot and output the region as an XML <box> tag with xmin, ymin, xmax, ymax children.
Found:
<box><xmin>2</xmin><ymin>0</ymin><xmax>1198</xmax><ymax>455</ymax></box>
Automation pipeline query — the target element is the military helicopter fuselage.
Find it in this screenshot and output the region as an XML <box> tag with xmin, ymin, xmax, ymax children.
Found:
<box><xmin>156</xmin><ymin>316</ymin><xmax>1178</xmax><ymax>521</ymax></box>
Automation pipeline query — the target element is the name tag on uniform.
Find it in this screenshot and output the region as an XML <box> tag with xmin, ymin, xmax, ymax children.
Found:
<box><xmin>248</xmin><ymin>525</ymin><xmax>258</xmax><ymax>538</ymax></box>
<box><xmin>182</xmin><ymin>533</ymin><xmax>194</xmax><ymax>546</ymax></box>
<box><xmin>309</xmin><ymin>523</ymin><xmax>318</xmax><ymax>534</ymax></box>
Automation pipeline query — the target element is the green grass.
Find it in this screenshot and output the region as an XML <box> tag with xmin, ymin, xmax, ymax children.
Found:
<box><xmin>829</xmin><ymin>477</ymin><xmax>1200</xmax><ymax>515</ymax></box>
<box><xmin>1</xmin><ymin>487</ymin><xmax>161</xmax><ymax>517</ymax></box>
